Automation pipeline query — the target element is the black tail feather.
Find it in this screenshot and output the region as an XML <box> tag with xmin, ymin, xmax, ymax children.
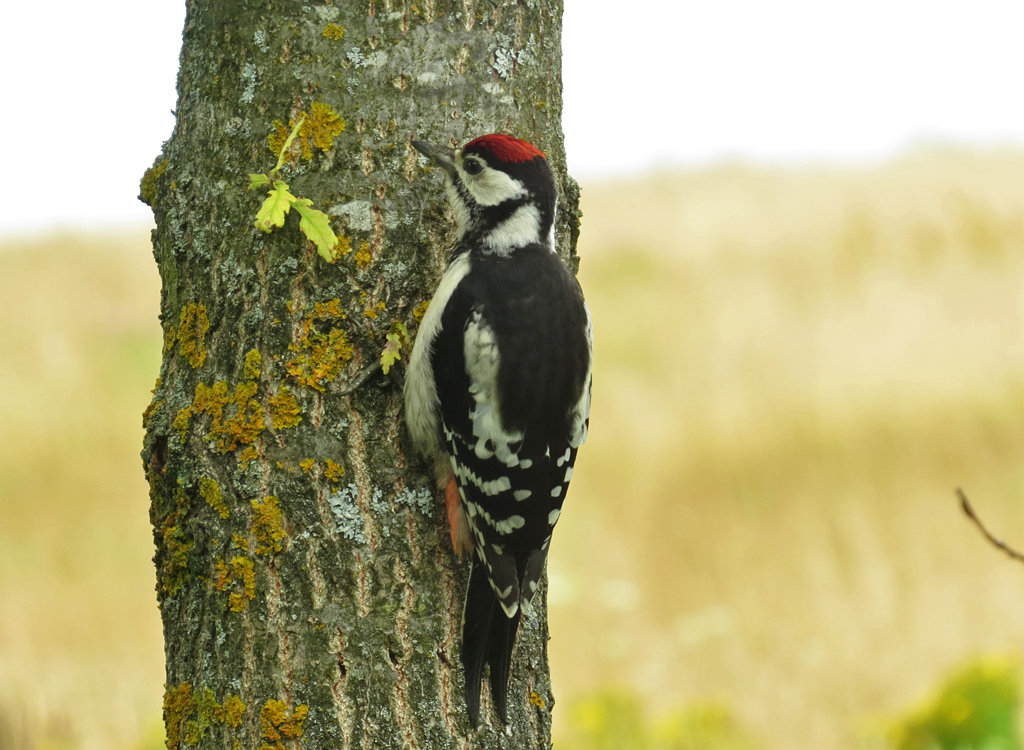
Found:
<box><xmin>461</xmin><ymin>561</ymin><xmax>521</xmax><ymax>726</ymax></box>
<box><xmin>486</xmin><ymin>601</ymin><xmax>521</xmax><ymax>723</ymax></box>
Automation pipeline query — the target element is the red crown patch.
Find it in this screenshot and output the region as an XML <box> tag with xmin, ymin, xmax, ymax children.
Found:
<box><xmin>464</xmin><ymin>133</ymin><xmax>545</xmax><ymax>164</ymax></box>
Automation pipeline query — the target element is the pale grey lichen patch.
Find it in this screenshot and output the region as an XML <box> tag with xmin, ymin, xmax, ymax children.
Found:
<box><xmin>395</xmin><ymin>487</ymin><xmax>434</xmax><ymax>516</ymax></box>
<box><xmin>240</xmin><ymin>62</ymin><xmax>258</xmax><ymax>104</ymax></box>
<box><xmin>493</xmin><ymin>32</ymin><xmax>539</xmax><ymax>81</ymax></box>
<box><xmin>328</xmin><ymin>484</ymin><xmax>368</xmax><ymax>544</ymax></box>
<box><xmin>346</xmin><ymin>47</ymin><xmax>365</xmax><ymax>66</ymax></box>
<box><xmin>363</xmin><ymin>50</ymin><xmax>389</xmax><ymax>68</ymax></box>
<box><xmin>331</xmin><ymin>200</ymin><xmax>375</xmax><ymax>231</ymax></box>
<box><xmin>253</xmin><ymin>29</ymin><xmax>269</xmax><ymax>53</ymax></box>
<box><xmin>368</xmin><ymin>487</ymin><xmax>387</xmax><ymax>516</ymax></box>
<box><xmin>313</xmin><ymin>5</ymin><xmax>341</xmax><ymax>21</ymax></box>
<box><xmin>482</xmin><ymin>81</ymin><xmax>514</xmax><ymax>105</ymax></box>
<box><xmin>493</xmin><ymin>46</ymin><xmax>517</xmax><ymax>80</ymax></box>
<box><xmin>224</xmin><ymin>117</ymin><xmax>247</xmax><ymax>136</ymax></box>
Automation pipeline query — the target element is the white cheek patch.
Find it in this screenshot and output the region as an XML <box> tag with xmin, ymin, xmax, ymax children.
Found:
<box><xmin>462</xmin><ymin>166</ymin><xmax>527</xmax><ymax>207</ymax></box>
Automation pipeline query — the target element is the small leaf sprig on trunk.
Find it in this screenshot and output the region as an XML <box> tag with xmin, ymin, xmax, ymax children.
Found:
<box><xmin>249</xmin><ymin>116</ymin><xmax>340</xmax><ymax>262</ymax></box>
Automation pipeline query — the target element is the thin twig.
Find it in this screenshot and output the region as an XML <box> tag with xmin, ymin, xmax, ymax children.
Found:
<box><xmin>335</xmin><ymin>362</ymin><xmax>384</xmax><ymax>397</ymax></box>
<box><xmin>957</xmin><ymin>487</ymin><xmax>1024</xmax><ymax>564</ymax></box>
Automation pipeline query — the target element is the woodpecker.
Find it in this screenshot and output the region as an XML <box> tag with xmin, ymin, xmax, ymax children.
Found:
<box><xmin>404</xmin><ymin>133</ymin><xmax>592</xmax><ymax>726</ymax></box>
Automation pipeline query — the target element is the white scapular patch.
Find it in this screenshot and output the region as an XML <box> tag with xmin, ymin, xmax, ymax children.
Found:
<box><xmin>548</xmin><ymin>508</ymin><xmax>561</xmax><ymax>525</ymax></box>
<box><xmin>405</xmin><ymin>253</ymin><xmax>472</xmax><ymax>460</ymax></box>
<box><xmin>568</xmin><ymin>302</ymin><xmax>595</xmax><ymax>449</ymax></box>
<box><xmin>459</xmin><ymin>156</ymin><xmax>527</xmax><ymax>207</ymax></box>
<box><xmin>464</xmin><ymin>312</ymin><xmax>524</xmax><ymax>466</ymax></box>
<box><xmin>483</xmin><ymin>203</ymin><xmax>543</xmax><ymax>254</ymax></box>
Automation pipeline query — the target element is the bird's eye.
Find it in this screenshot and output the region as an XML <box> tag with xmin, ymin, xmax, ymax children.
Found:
<box><xmin>463</xmin><ymin>158</ymin><xmax>484</xmax><ymax>176</ymax></box>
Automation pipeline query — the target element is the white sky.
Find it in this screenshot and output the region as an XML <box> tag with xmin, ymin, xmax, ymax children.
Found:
<box><xmin>1</xmin><ymin>1</ymin><xmax>1023</xmax><ymax>235</ymax></box>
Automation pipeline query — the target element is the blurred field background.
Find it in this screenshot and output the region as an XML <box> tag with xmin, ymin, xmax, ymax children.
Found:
<box><xmin>2</xmin><ymin>148</ymin><xmax>1024</xmax><ymax>748</ymax></box>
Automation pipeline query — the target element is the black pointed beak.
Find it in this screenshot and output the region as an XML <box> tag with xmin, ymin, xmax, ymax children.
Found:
<box><xmin>411</xmin><ymin>140</ymin><xmax>457</xmax><ymax>177</ymax></box>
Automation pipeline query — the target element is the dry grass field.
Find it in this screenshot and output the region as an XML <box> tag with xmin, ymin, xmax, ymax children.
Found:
<box><xmin>2</xmin><ymin>147</ymin><xmax>1024</xmax><ymax>748</ymax></box>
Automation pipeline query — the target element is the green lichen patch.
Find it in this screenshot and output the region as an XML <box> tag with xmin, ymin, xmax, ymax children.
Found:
<box><xmin>251</xmin><ymin>496</ymin><xmax>286</xmax><ymax>555</ymax></box>
<box><xmin>142</xmin><ymin>377</ymin><xmax>163</xmax><ymax>430</ymax></box>
<box><xmin>163</xmin><ymin>320</ymin><xmax>178</xmax><ymax>353</ymax></box>
<box><xmin>258</xmin><ymin>699</ymin><xmax>309</xmax><ymax>750</ymax></box>
<box><xmin>140</xmin><ymin>158</ymin><xmax>169</xmax><ymax>207</ymax></box>
<box><xmin>163</xmin><ymin>682</ymin><xmax>248</xmax><ymax>749</ymax></box>
<box><xmin>156</xmin><ymin>486</ymin><xmax>192</xmax><ymax>597</ymax></box>
<box><xmin>177</xmin><ymin>302</ymin><xmax>210</xmax><ymax>368</ymax></box>
<box><xmin>268</xmin><ymin>384</ymin><xmax>302</xmax><ymax>429</ymax></box>
<box><xmin>164</xmin><ymin>682</ymin><xmax>193</xmax><ymax>749</ymax></box>
<box><xmin>199</xmin><ymin>476</ymin><xmax>229</xmax><ymax>519</ymax></box>
<box><xmin>214</xmin><ymin>555</ymin><xmax>256</xmax><ymax>613</ymax></box>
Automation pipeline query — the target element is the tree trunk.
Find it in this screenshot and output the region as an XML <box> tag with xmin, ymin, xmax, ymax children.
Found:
<box><xmin>140</xmin><ymin>1</ymin><xmax>577</xmax><ymax>748</ymax></box>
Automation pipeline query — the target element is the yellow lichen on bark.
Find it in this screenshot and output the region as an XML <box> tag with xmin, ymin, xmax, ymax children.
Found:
<box><xmin>251</xmin><ymin>496</ymin><xmax>286</xmax><ymax>555</ymax></box>
<box><xmin>199</xmin><ymin>476</ymin><xmax>229</xmax><ymax>519</ymax></box>
<box><xmin>286</xmin><ymin>301</ymin><xmax>354</xmax><ymax>391</ymax></box>
<box><xmin>268</xmin><ymin>101</ymin><xmax>346</xmax><ymax>160</ymax></box>
<box><xmin>214</xmin><ymin>556</ymin><xmax>256</xmax><ymax>613</ymax></box>
<box><xmin>175</xmin><ymin>380</ymin><xmax>265</xmax><ymax>455</ymax></box>
<box><xmin>178</xmin><ymin>302</ymin><xmax>210</xmax><ymax>368</ymax></box>
<box><xmin>259</xmin><ymin>699</ymin><xmax>309</xmax><ymax>749</ymax></box>
<box><xmin>324</xmin><ymin>458</ymin><xmax>346</xmax><ymax>482</ymax></box>
<box><xmin>162</xmin><ymin>682</ymin><xmax>248</xmax><ymax>748</ymax></box>
<box><xmin>268</xmin><ymin>385</ymin><xmax>302</xmax><ymax>429</ymax></box>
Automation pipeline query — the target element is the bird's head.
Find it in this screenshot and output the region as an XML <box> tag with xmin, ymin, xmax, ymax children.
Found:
<box><xmin>411</xmin><ymin>134</ymin><xmax>556</xmax><ymax>254</ymax></box>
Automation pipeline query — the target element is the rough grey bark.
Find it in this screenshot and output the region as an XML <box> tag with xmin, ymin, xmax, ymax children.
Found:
<box><xmin>140</xmin><ymin>1</ymin><xmax>578</xmax><ymax>748</ymax></box>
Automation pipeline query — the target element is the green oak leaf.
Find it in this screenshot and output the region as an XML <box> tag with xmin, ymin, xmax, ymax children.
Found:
<box><xmin>292</xmin><ymin>199</ymin><xmax>339</xmax><ymax>262</ymax></box>
<box><xmin>254</xmin><ymin>180</ymin><xmax>296</xmax><ymax>232</ymax></box>
<box><xmin>380</xmin><ymin>322</ymin><xmax>409</xmax><ymax>374</ymax></box>
<box><xmin>248</xmin><ymin>173</ymin><xmax>271</xmax><ymax>191</ymax></box>
<box><xmin>381</xmin><ymin>333</ymin><xmax>402</xmax><ymax>374</ymax></box>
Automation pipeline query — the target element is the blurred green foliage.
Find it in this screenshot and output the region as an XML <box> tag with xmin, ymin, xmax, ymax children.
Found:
<box><xmin>886</xmin><ymin>655</ymin><xmax>1021</xmax><ymax>750</ymax></box>
<box><xmin>558</xmin><ymin>690</ymin><xmax>758</xmax><ymax>750</ymax></box>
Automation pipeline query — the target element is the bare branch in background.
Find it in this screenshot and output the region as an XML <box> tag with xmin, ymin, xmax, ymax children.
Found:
<box><xmin>958</xmin><ymin>487</ymin><xmax>1024</xmax><ymax>564</ymax></box>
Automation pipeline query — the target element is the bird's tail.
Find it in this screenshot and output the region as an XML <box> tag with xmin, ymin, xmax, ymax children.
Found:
<box><xmin>461</xmin><ymin>560</ymin><xmax>521</xmax><ymax>726</ymax></box>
